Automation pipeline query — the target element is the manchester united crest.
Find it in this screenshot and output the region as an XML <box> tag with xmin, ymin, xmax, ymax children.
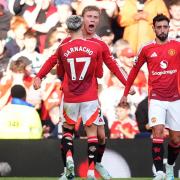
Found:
<box><xmin>168</xmin><ymin>49</ymin><xmax>176</xmax><ymax>56</ymax></box>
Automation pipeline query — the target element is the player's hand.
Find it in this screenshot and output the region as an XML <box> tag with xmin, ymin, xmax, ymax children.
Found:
<box><xmin>33</xmin><ymin>77</ymin><xmax>42</xmax><ymax>90</ymax></box>
<box><xmin>120</xmin><ymin>95</ymin><xmax>128</xmax><ymax>107</ymax></box>
<box><xmin>129</xmin><ymin>87</ymin><xmax>136</xmax><ymax>95</ymax></box>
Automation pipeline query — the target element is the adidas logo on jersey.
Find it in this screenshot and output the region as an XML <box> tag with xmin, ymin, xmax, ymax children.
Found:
<box><xmin>150</xmin><ymin>52</ymin><xmax>157</xmax><ymax>57</ymax></box>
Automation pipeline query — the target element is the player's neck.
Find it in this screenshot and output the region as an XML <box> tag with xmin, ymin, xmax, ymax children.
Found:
<box><xmin>82</xmin><ymin>29</ymin><xmax>94</xmax><ymax>39</ymax></box>
<box><xmin>84</xmin><ymin>33</ymin><xmax>94</xmax><ymax>39</ymax></box>
<box><xmin>155</xmin><ymin>38</ymin><xmax>168</xmax><ymax>45</ymax></box>
<box><xmin>71</xmin><ymin>31</ymin><xmax>83</xmax><ymax>40</ymax></box>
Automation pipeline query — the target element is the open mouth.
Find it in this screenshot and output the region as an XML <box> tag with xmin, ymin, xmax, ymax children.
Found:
<box><xmin>88</xmin><ymin>24</ymin><xmax>95</xmax><ymax>30</ymax></box>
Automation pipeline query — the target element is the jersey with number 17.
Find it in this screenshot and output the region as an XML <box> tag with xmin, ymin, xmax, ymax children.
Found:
<box><xmin>57</xmin><ymin>38</ymin><xmax>103</xmax><ymax>103</ymax></box>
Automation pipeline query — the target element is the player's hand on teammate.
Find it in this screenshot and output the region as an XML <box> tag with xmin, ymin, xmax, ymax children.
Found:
<box><xmin>129</xmin><ymin>87</ymin><xmax>136</xmax><ymax>95</ymax></box>
<box><xmin>33</xmin><ymin>77</ymin><xmax>42</xmax><ymax>90</ymax></box>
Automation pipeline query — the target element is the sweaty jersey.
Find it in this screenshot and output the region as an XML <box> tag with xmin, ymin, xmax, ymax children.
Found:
<box><xmin>124</xmin><ymin>39</ymin><xmax>180</xmax><ymax>101</ymax></box>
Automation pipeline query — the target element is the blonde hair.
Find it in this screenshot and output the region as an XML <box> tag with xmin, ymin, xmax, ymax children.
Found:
<box><xmin>82</xmin><ymin>5</ymin><xmax>100</xmax><ymax>17</ymax></box>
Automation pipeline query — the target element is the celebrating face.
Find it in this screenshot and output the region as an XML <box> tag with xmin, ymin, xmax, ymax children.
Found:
<box><xmin>82</xmin><ymin>10</ymin><xmax>100</xmax><ymax>35</ymax></box>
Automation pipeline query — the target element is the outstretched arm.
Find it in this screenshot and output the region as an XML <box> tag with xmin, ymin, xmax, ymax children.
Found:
<box><xmin>34</xmin><ymin>47</ymin><xmax>64</xmax><ymax>90</ymax></box>
<box><xmin>101</xmin><ymin>41</ymin><xmax>127</xmax><ymax>85</ymax></box>
<box><xmin>120</xmin><ymin>48</ymin><xmax>146</xmax><ymax>105</ymax></box>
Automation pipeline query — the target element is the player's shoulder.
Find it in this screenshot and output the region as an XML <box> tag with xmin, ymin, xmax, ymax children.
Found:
<box><xmin>59</xmin><ymin>36</ymin><xmax>71</xmax><ymax>47</ymax></box>
<box><xmin>137</xmin><ymin>40</ymin><xmax>155</xmax><ymax>54</ymax></box>
<box><xmin>90</xmin><ymin>35</ymin><xmax>106</xmax><ymax>44</ymax></box>
<box><xmin>89</xmin><ymin>36</ymin><xmax>109</xmax><ymax>52</ymax></box>
<box><xmin>85</xmin><ymin>38</ymin><xmax>102</xmax><ymax>47</ymax></box>
<box><xmin>142</xmin><ymin>40</ymin><xmax>156</xmax><ymax>49</ymax></box>
<box><xmin>81</xmin><ymin>39</ymin><xmax>102</xmax><ymax>53</ymax></box>
<box><xmin>168</xmin><ymin>38</ymin><xmax>180</xmax><ymax>44</ymax></box>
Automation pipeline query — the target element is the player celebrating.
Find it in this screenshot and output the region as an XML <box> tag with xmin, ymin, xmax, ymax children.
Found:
<box><xmin>34</xmin><ymin>6</ymin><xmax>135</xmax><ymax>180</ymax></box>
<box><xmin>120</xmin><ymin>14</ymin><xmax>180</xmax><ymax>180</ymax></box>
<box><xmin>34</xmin><ymin>15</ymin><xmax>104</xmax><ymax>180</ymax></box>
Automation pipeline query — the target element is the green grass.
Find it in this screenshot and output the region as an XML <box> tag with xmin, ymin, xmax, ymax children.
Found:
<box><xmin>0</xmin><ymin>178</ymin><xmax>179</xmax><ymax>180</ymax></box>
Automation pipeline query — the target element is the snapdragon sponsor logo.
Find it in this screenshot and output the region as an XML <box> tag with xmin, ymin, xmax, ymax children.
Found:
<box><xmin>160</xmin><ymin>60</ymin><xmax>168</xmax><ymax>69</ymax></box>
<box><xmin>152</xmin><ymin>69</ymin><xmax>177</xmax><ymax>76</ymax></box>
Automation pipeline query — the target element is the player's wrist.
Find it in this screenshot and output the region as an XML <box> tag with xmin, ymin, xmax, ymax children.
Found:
<box><xmin>123</xmin><ymin>92</ymin><xmax>128</xmax><ymax>97</ymax></box>
<box><xmin>35</xmin><ymin>75</ymin><xmax>42</xmax><ymax>80</ymax></box>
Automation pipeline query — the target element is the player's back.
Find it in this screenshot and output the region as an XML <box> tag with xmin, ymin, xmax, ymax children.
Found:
<box><xmin>59</xmin><ymin>35</ymin><xmax>127</xmax><ymax>86</ymax></box>
<box><xmin>59</xmin><ymin>38</ymin><xmax>103</xmax><ymax>103</ymax></box>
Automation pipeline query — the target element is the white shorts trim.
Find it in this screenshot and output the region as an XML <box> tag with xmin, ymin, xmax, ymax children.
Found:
<box><xmin>62</xmin><ymin>100</ymin><xmax>105</xmax><ymax>126</ymax></box>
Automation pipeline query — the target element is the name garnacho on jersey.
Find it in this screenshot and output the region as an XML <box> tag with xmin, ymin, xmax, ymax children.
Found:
<box><xmin>57</xmin><ymin>38</ymin><xmax>103</xmax><ymax>103</ymax></box>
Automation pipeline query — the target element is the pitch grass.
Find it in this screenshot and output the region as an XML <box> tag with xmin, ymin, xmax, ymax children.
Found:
<box><xmin>0</xmin><ymin>178</ymin><xmax>179</xmax><ymax>180</ymax></box>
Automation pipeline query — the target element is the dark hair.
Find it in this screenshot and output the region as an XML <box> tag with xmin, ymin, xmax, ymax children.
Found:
<box><xmin>11</xmin><ymin>85</ymin><xmax>26</xmax><ymax>99</ymax></box>
<box><xmin>153</xmin><ymin>14</ymin><xmax>170</xmax><ymax>26</ymax></box>
<box><xmin>82</xmin><ymin>5</ymin><xmax>100</xmax><ymax>17</ymax></box>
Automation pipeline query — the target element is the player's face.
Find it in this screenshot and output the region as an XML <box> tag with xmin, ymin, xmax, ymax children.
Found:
<box><xmin>83</xmin><ymin>10</ymin><xmax>100</xmax><ymax>35</ymax></box>
<box><xmin>153</xmin><ymin>20</ymin><xmax>169</xmax><ymax>42</ymax></box>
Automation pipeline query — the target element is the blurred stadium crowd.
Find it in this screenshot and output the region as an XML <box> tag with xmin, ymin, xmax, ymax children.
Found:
<box><xmin>0</xmin><ymin>0</ymin><xmax>179</xmax><ymax>139</ymax></box>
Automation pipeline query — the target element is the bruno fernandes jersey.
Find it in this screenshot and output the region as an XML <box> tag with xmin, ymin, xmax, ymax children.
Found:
<box><xmin>124</xmin><ymin>39</ymin><xmax>180</xmax><ymax>101</ymax></box>
<box><xmin>57</xmin><ymin>38</ymin><xmax>103</xmax><ymax>103</ymax></box>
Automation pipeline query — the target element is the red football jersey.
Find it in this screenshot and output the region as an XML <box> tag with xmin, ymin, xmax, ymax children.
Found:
<box><xmin>37</xmin><ymin>35</ymin><xmax>127</xmax><ymax>85</ymax></box>
<box><xmin>124</xmin><ymin>39</ymin><xmax>180</xmax><ymax>101</ymax></box>
<box><xmin>58</xmin><ymin>36</ymin><xmax>127</xmax><ymax>85</ymax></box>
<box><xmin>57</xmin><ymin>38</ymin><xmax>103</xmax><ymax>102</ymax></box>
